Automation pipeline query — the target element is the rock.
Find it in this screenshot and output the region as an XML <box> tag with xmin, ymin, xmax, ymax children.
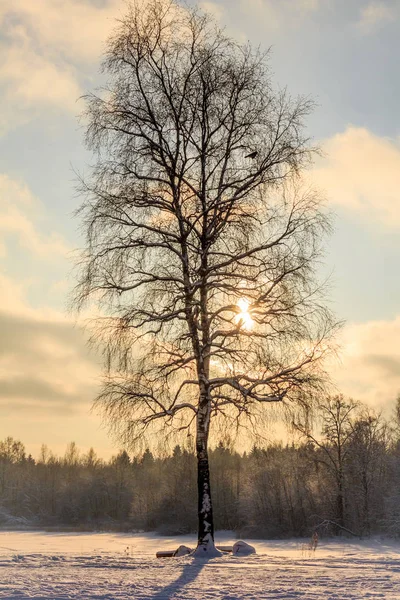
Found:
<box><xmin>232</xmin><ymin>541</ymin><xmax>256</xmax><ymax>556</ymax></box>
<box><xmin>173</xmin><ymin>545</ymin><xmax>192</xmax><ymax>557</ymax></box>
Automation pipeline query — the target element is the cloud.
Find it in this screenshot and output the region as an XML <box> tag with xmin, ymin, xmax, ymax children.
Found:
<box><xmin>241</xmin><ymin>0</ymin><xmax>322</xmax><ymax>16</ymax></box>
<box><xmin>0</xmin><ymin>29</ymin><xmax>81</xmax><ymax>112</ymax></box>
<box><xmin>0</xmin><ymin>310</ymin><xmax>100</xmax><ymax>417</ymax></box>
<box><xmin>0</xmin><ymin>272</ymin><xmax>33</xmax><ymax>316</ymax></box>
<box><xmin>0</xmin><ymin>284</ymin><xmax>111</xmax><ymax>455</ymax></box>
<box><xmin>311</xmin><ymin>127</ymin><xmax>400</xmax><ymax>229</ymax></box>
<box><xmin>0</xmin><ymin>0</ymin><xmax>123</xmax><ymax>130</ymax></box>
<box><xmin>0</xmin><ymin>0</ymin><xmax>122</xmax><ymax>64</ymax></box>
<box><xmin>200</xmin><ymin>1</ymin><xmax>224</xmax><ymax>20</ymax></box>
<box><xmin>0</xmin><ymin>171</ymin><xmax>98</xmax><ymax>415</ymax></box>
<box><xmin>0</xmin><ymin>170</ymin><xmax>105</xmax><ymax>428</ymax></box>
<box><xmin>357</xmin><ymin>2</ymin><xmax>396</xmax><ymax>34</ymax></box>
<box><xmin>0</xmin><ymin>266</ymin><xmax>114</xmax><ymax>456</ymax></box>
<box><xmin>0</xmin><ymin>174</ymin><xmax>70</xmax><ymax>259</ymax></box>
<box><xmin>201</xmin><ymin>0</ymin><xmax>323</xmax><ymax>28</ymax></box>
<box><xmin>0</xmin><ymin>217</ymin><xmax>111</xmax><ymax>454</ymax></box>
<box><xmin>331</xmin><ymin>316</ymin><xmax>400</xmax><ymax>412</ymax></box>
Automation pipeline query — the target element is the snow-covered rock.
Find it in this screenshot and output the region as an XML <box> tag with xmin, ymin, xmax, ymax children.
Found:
<box><xmin>173</xmin><ymin>545</ymin><xmax>192</xmax><ymax>557</ymax></box>
<box><xmin>232</xmin><ymin>540</ymin><xmax>256</xmax><ymax>556</ymax></box>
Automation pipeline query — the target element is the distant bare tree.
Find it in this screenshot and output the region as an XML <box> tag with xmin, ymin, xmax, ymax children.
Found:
<box><xmin>294</xmin><ymin>395</ymin><xmax>358</xmax><ymax>533</ymax></box>
<box><xmin>73</xmin><ymin>0</ymin><xmax>336</xmax><ymax>554</ymax></box>
<box><xmin>347</xmin><ymin>410</ymin><xmax>388</xmax><ymax>535</ymax></box>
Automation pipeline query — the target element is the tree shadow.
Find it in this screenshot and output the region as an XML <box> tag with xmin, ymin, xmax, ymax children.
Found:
<box><xmin>151</xmin><ymin>558</ymin><xmax>206</xmax><ymax>599</ymax></box>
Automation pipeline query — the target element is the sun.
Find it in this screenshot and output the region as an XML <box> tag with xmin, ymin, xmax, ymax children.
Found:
<box><xmin>236</xmin><ymin>298</ymin><xmax>254</xmax><ymax>330</ymax></box>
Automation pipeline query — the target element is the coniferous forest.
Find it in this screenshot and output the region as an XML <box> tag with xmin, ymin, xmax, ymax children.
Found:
<box><xmin>1</xmin><ymin>396</ymin><xmax>400</xmax><ymax>539</ymax></box>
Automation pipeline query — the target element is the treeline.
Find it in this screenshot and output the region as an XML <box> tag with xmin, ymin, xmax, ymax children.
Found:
<box><xmin>1</xmin><ymin>395</ymin><xmax>400</xmax><ymax>538</ymax></box>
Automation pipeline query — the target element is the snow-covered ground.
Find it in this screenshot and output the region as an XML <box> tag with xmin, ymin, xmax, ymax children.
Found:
<box><xmin>0</xmin><ymin>531</ymin><xmax>399</xmax><ymax>599</ymax></box>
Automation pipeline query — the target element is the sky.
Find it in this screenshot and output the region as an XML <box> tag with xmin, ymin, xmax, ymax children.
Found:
<box><xmin>0</xmin><ymin>0</ymin><xmax>400</xmax><ymax>458</ymax></box>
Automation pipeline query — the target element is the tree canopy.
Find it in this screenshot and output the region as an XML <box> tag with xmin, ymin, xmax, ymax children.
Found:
<box><xmin>74</xmin><ymin>0</ymin><xmax>337</xmax><ymax>552</ymax></box>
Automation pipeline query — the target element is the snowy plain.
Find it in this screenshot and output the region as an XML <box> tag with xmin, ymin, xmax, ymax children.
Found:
<box><xmin>0</xmin><ymin>531</ymin><xmax>399</xmax><ymax>599</ymax></box>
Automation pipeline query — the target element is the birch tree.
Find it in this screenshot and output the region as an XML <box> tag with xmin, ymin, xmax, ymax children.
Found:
<box><xmin>74</xmin><ymin>0</ymin><xmax>336</xmax><ymax>555</ymax></box>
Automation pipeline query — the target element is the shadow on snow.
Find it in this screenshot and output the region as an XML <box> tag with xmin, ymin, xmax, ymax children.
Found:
<box><xmin>151</xmin><ymin>558</ymin><xmax>207</xmax><ymax>599</ymax></box>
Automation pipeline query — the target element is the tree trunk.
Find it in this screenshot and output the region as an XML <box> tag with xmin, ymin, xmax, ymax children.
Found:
<box><xmin>193</xmin><ymin>401</ymin><xmax>221</xmax><ymax>557</ymax></box>
<box><xmin>336</xmin><ymin>474</ymin><xmax>345</xmax><ymax>535</ymax></box>
<box><xmin>362</xmin><ymin>470</ymin><xmax>370</xmax><ymax>536</ymax></box>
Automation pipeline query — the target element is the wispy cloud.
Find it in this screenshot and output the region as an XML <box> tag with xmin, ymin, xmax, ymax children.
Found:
<box><xmin>0</xmin><ymin>295</ymin><xmax>107</xmax><ymax>456</ymax></box>
<box><xmin>200</xmin><ymin>0</ymin><xmax>323</xmax><ymax>29</ymax></box>
<box><xmin>331</xmin><ymin>316</ymin><xmax>400</xmax><ymax>410</ymax></box>
<box><xmin>0</xmin><ymin>310</ymin><xmax>100</xmax><ymax>415</ymax></box>
<box><xmin>0</xmin><ymin>257</ymin><xmax>101</xmax><ymax>425</ymax></box>
<box><xmin>0</xmin><ymin>174</ymin><xmax>70</xmax><ymax>259</ymax></box>
<box><xmin>0</xmin><ymin>194</ymin><xmax>106</xmax><ymax>452</ymax></box>
<box><xmin>311</xmin><ymin>127</ymin><xmax>400</xmax><ymax>229</ymax></box>
<box><xmin>0</xmin><ymin>0</ymin><xmax>122</xmax><ymax>63</ymax></box>
<box><xmin>0</xmin><ymin>0</ymin><xmax>123</xmax><ymax>130</ymax></box>
<box><xmin>357</xmin><ymin>1</ymin><xmax>396</xmax><ymax>34</ymax></box>
<box><xmin>0</xmin><ymin>41</ymin><xmax>81</xmax><ymax>123</ymax></box>
<box><xmin>200</xmin><ymin>1</ymin><xmax>224</xmax><ymax>20</ymax></box>
<box><xmin>0</xmin><ymin>170</ymin><xmax>100</xmax><ymax>419</ymax></box>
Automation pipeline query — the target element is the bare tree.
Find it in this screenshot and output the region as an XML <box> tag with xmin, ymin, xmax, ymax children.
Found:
<box><xmin>294</xmin><ymin>395</ymin><xmax>358</xmax><ymax>534</ymax></box>
<box><xmin>347</xmin><ymin>410</ymin><xmax>388</xmax><ymax>535</ymax></box>
<box><xmin>73</xmin><ymin>0</ymin><xmax>336</xmax><ymax>555</ymax></box>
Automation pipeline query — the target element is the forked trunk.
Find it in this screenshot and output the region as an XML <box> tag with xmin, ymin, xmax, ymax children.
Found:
<box><xmin>193</xmin><ymin>400</ymin><xmax>221</xmax><ymax>558</ymax></box>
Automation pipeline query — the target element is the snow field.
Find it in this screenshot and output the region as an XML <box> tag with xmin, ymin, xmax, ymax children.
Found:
<box><xmin>0</xmin><ymin>531</ymin><xmax>399</xmax><ymax>599</ymax></box>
